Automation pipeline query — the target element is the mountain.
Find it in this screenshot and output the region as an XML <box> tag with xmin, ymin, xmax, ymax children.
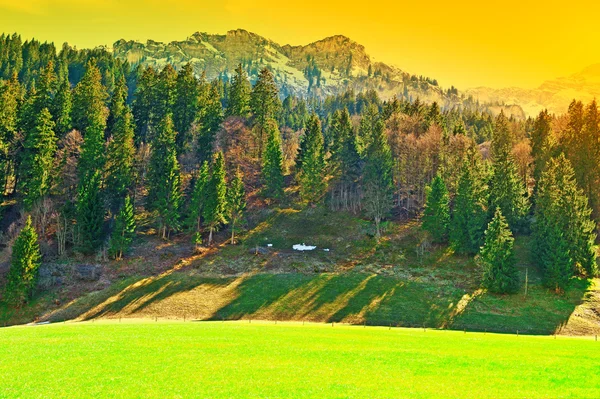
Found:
<box><xmin>467</xmin><ymin>64</ymin><xmax>600</xmax><ymax>117</ymax></box>
<box><xmin>113</xmin><ymin>29</ymin><xmax>523</xmax><ymax>117</ymax></box>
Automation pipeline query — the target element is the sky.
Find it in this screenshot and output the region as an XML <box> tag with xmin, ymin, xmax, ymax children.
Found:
<box><xmin>0</xmin><ymin>0</ymin><xmax>599</xmax><ymax>89</ymax></box>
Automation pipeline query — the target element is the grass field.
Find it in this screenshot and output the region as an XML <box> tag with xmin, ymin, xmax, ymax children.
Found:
<box><xmin>1</xmin><ymin>321</ymin><xmax>599</xmax><ymax>398</ymax></box>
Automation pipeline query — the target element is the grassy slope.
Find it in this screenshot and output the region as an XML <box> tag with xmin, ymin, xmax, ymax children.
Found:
<box><xmin>1</xmin><ymin>206</ymin><xmax>599</xmax><ymax>335</ymax></box>
<box><xmin>1</xmin><ymin>321</ymin><xmax>599</xmax><ymax>398</ymax></box>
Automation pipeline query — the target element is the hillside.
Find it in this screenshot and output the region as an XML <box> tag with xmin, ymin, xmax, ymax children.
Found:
<box><xmin>467</xmin><ymin>64</ymin><xmax>600</xmax><ymax>116</ymax></box>
<box><xmin>2</xmin><ymin>206</ymin><xmax>598</xmax><ymax>336</ymax></box>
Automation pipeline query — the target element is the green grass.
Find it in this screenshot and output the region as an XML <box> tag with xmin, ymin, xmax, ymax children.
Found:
<box><xmin>1</xmin><ymin>321</ymin><xmax>599</xmax><ymax>398</ymax></box>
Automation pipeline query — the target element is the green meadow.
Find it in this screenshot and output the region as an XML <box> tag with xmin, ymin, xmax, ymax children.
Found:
<box><xmin>1</xmin><ymin>321</ymin><xmax>599</xmax><ymax>398</ymax></box>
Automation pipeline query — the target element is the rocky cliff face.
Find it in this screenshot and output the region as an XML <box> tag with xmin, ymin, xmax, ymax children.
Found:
<box><xmin>114</xmin><ymin>30</ymin><xmax>456</xmax><ymax>104</ymax></box>
<box><xmin>113</xmin><ymin>29</ymin><xmax>526</xmax><ymax>117</ymax></box>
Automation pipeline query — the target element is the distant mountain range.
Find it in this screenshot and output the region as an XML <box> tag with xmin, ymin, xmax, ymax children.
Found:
<box><xmin>467</xmin><ymin>64</ymin><xmax>600</xmax><ymax>117</ymax></box>
<box><xmin>113</xmin><ymin>29</ymin><xmax>519</xmax><ymax>116</ymax></box>
<box><xmin>112</xmin><ymin>29</ymin><xmax>598</xmax><ymax>118</ymax></box>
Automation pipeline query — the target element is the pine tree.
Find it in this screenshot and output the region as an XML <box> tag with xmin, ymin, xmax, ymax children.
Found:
<box><xmin>19</xmin><ymin>108</ymin><xmax>58</xmax><ymax>209</ymax></box>
<box><xmin>362</xmin><ymin>109</ymin><xmax>394</xmax><ymax>239</ymax></box>
<box><xmin>530</xmin><ymin>110</ymin><xmax>553</xmax><ymax>193</ymax></box>
<box><xmin>422</xmin><ymin>174</ymin><xmax>450</xmax><ymax>243</ymax></box>
<box><xmin>298</xmin><ymin>114</ymin><xmax>326</xmax><ymax>203</ymax></box>
<box><xmin>533</xmin><ymin>155</ymin><xmax>597</xmax><ymax>291</ymax></box>
<box><xmin>173</xmin><ymin>63</ymin><xmax>199</xmax><ymax>150</ymax></box>
<box><xmin>147</xmin><ymin>115</ymin><xmax>181</xmax><ymax>239</ymax></box>
<box><xmin>250</xmin><ymin>67</ymin><xmax>281</xmax><ymax>157</ymax></box>
<box><xmin>262</xmin><ymin>119</ymin><xmax>285</xmax><ymax>200</ymax></box>
<box><xmin>74</xmin><ymin>62</ymin><xmax>108</xmax><ymax>254</ymax></box>
<box><xmin>226</xmin><ymin>64</ymin><xmax>251</xmax><ymax>117</ymax></box>
<box><xmin>488</xmin><ymin>112</ymin><xmax>529</xmax><ymax>232</ymax></box>
<box><xmin>197</xmin><ymin>82</ymin><xmax>223</xmax><ymax>165</ymax></box>
<box><xmin>76</xmin><ymin>170</ymin><xmax>104</xmax><ymax>254</ymax></box>
<box><xmin>479</xmin><ymin>208</ymin><xmax>518</xmax><ymax>294</ymax></box>
<box><xmin>227</xmin><ymin>167</ymin><xmax>246</xmax><ymax>244</ymax></box>
<box><xmin>106</xmin><ymin>75</ymin><xmax>128</xmax><ymax>136</ymax></box>
<box><xmin>203</xmin><ymin>151</ymin><xmax>227</xmax><ymax>246</ymax></box>
<box><xmin>186</xmin><ymin>161</ymin><xmax>210</xmax><ymax>246</ymax></box>
<box><xmin>329</xmin><ymin>108</ymin><xmax>362</xmax><ymax>212</ymax></box>
<box><xmin>53</xmin><ymin>77</ymin><xmax>72</xmax><ymax>136</ymax></box>
<box><xmin>132</xmin><ymin>66</ymin><xmax>158</xmax><ymax>144</ymax></box>
<box><xmin>0</xmin><ymin>74</ymin><xmax>21</xmax><ymax>194</ymax></box>
<box><xmin>105</xmin><ymin>105</ymin><xmax>136</xmax><ymax>214</ymax></box>
<box><xmin>450</xmin><ymin>150</ymin><xmax>488</xmax><ymax>254</ymax></box>
<box><xmin>358</xmin><ymin>104</ymin><xmax>381</xmax><ymax>151</ymax></box>
<box><xmin>109</xmin><ymin>195</ymin><xmax>136</xmax><ymax>260</ymax></box>
<box><xmin>4</xmin><ymin>216</ymin><xmax>41</xmax><ymax>306</ymax></box>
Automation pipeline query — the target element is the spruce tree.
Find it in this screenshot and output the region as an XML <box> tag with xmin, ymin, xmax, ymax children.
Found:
<box><xmin>19</xmin><ymin>108</ymin><xmax>58</xmax><ymax>210</ymax></box>
<box><xmin>227</xmin><ymin>167</ymin><xmax>246</xmax><ymax>244</ymax></box>
<box><xmin>106</xmin><ymin>75</ymin><xmax>128</xmax><ymax>136</ymax></box>
<box><xmin>4</xmin><ymin>216</ymin><xmax>41</xmax><ymax>306</ymax></box>
<box><xmin>422</xmin><ymin>174</ymin><xmax>450</xmax><ymax>244</ymax></box>
<box><xmin>132</xmin><ymin>66</ymin><xmax>158</xmax><ymax>144</ymax></box>
<box><xmin>450</xmin><ymin>149</ymin><xmax>488</xmax><ymax>254</ymax></box>
<box><xmin>226</xmin><ymin>64</ymin><xmax>251</xmax><ymax>117</ymax></box>
<box><xmin>147</xmin><ymin>115</ymin><xmax>181</xmax><ymax>239</ymax></box>
<box><xmin>173</xmin><ymin>63</ymin><xmax>199</xmax><ymax>150</ymax></box>
<box><xmin>53</xmin><ymin>77</ymin><xmax>72</xmax><ymax>136</ymax></box>
<box><xmin>250</xmin><ymin>67</ymin><xmax>281</xmax><ymax>157</ymax></box>
<box><xmin>533</xmin><ymin>155</ymin><xmax>597</xmax><ymax>291</ymax></box>
<box><xmin>479</xmin><ymin>208</ymin><xmax>518</xmax><ymax>294</ymax></box>
<box><xmin>298</xmin><ymin>114</ymin><xmax>326</xmax><ymax>203</ymax></box>
<box><xmin>488</xmin><ymin>112</ymin><xmax>529</xmax><ymax>232</ymax></box>
<box><xmin>76</xmin><ymin>170</ymin><xmax>104</xmax><ymax>254</ymax></box>
<box><xmin>362</xmin><ymin>109</ymin><xmax>394</xmax><ymax>239</ymax></box>
<box><xmin>105</xmin><ymin>105</ymin><xmax>136</xmax><ymax>214</ymax></box>
<box><xmin>74</xmin><ymin>62</ymin><xmax>108</xmax><ymax>254</ymax></box>
<box><xmin>262</xmin><ymin>119</ymin><xmax>285</xmax><ymax>200</ymax></box>
<box><xmin>109</xmin><ymin>195</ymin><xmax>136</xmax><ymax>260</ymax></box>
<box><xmin>203</xmin><ymin>151</ymin><xmax>227</xmax><ymax>246</ymax></box>
<box><xmin>186</xmin><ymin>161</ymin><xmax>210</xmax><ymax>246</ymax></box>
<box><xmin>530</xmin><ymin>110</ymin><xmax>553</xmax><ymax>193</ymax></box>
<box><xmin>197</xmin><ymin>82</ymin><xmax>224</xmax><ymax>165</ymax></box>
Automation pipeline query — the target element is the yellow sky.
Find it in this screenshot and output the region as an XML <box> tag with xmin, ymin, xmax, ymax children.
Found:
<box><xmin>0</xmin><ymin>0</ymin><xmax>599</xmax><ymax>89</ymax></box>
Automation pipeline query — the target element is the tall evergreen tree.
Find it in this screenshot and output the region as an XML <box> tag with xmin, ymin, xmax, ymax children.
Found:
<box><xmin>530</xmin><ymin>110</ymin><xmax>553</xmax><ymax>192</ymax></box>
<box><xmin>422</xmin><ymin>174</ymin><xmax>450</xmax><ymax>243</ymax></box>
<box><xmin>250</xmin><ymin>67</ymin><xmax>281</xmax><ymax>157</ymax></box>
<box><xmin>132</xmin><ymin>66</ymin><xmax>158</xmax><ymax>144</ymax></box>
<box><xmin>19</xmin><ymin>108</ymin><xmax>58</xmax><ymax>209</ymax></box>
<box><xmin>147</xmin><ymin>115</ymin><xmax>181</xmax><ymax>239</ymax></box>
<box><xmin>0</xmin><ymin>74</ymin><xmax>21</xmax><ymax>194</ymax></box>
<box><xmin>262</xmin><ymin>119</ymin><xmax>285</xmax><ymax>200</ymax></box>
<box><xmin>105</xmin><ymin>104</ymin><xmax>136</xmax><ymax>214</ymax></box>
<box><xmin>186</xmin><ymin>161</ymin><xmax>210</xmax><ymax>246</ymax></box>
<box><xmin>479</xmin><ymin>208</ymin><xmax>518</xmax><ymax>294</ymax></box>
<box><xmin>203</xmin><ymin>151</ymin><xmax>227</xmax><ymax>246</ymax></box>
<box><xmin>227</xmin><ymin>167</ymin><xmax>246</xmax><ymax>244</ymax></box>
<box><xmin>74</xmin><ymin>62</ymin><xmax>108</xmax><ymax>254</ymax></box>
<box><xmin>106</xmin><ymin>75</ymin><xmax>128</xmax><ymax>136</ymax></box>
<box><xmin>173</xmin><ymin>63</ymin><xmax>199</xmax><ymax>150</ymax></box>
<box><xmin>488</xmin><ymin>112</ymin><xmax>529</xmax><ymax>231</ymax></box>
<box><xmin>450</xmin><ymin>150</ymin><xmax>488</xmax><ymax>254</ymax></box>
<box><xmin>362</xmin><ymin>108</ymin><xmax>394</xmax><ymax>239</ymax></box>
<box><xmin>4</xmin><ymin>216</ymin><xmax>41</xmax><ymax>306</ymax></box>
<box><xmin>109</xmin><ymin>195</ymin><xmax>136</xmax><ymax>260</ymax></box>
<box><xmin>298</xmin><ymin>114</ymin><xmax>326</xmax><ymax>203</ymax></box>
<box><xmin>197</xmin><ymin>82</ymin><xmax>224</xmax><ymax>165</ymax></box>
<box><xmin>226</xmin><ymin>64</ymin><xmax>251</xmax><ymax>117</ymax></box>
<box><xmin>52</xmin><ymin>77</ymin><xmax>72</xmax><ymax>136</ymax></box>
<box><xmin>533</xmin><ymin>155</ymin><xmax>597</xmax><ymax>291</ymax></box>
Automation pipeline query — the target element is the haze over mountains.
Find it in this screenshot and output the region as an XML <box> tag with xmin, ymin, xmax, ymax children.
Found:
<box><xmin>467</xmin><ymin>64</ymin><xmax>600</xmax><ymax>117</ymax></box>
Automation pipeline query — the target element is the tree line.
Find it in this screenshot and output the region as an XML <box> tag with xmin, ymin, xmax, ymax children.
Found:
<box><xmin>1</xmin><ymin>41</ymin><xmax>598</xmax><ymax>305</ymax></box>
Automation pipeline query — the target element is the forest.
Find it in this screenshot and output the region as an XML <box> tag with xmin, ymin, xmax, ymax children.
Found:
<box><xmin>0</xmin><ymin>32</ymin><xmax>598</xmax><ymax>309</ymax></box>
